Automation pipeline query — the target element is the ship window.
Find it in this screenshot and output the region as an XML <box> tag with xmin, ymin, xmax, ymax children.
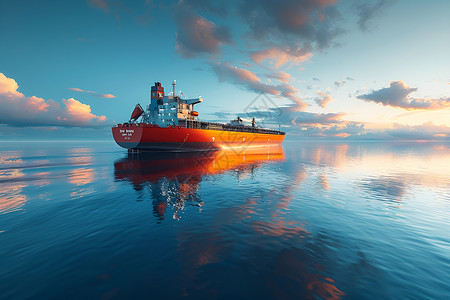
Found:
<box><xmin>152</xmin><ymin>92</ymin><xmax>155</xmax><ymax>97</ymax></box>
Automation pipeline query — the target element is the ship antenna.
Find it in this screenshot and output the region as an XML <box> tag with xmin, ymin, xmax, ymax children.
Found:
<box><xmin>172</xmin><ymin>80</ymin><xmax>176</xmax><ymax>97</ymax></box>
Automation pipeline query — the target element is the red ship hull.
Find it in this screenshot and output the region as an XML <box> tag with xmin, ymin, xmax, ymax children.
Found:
<box><xmin>112</xmin><ymin>124</ymin><xmax>285</xmax><ymax>151</ymax></box>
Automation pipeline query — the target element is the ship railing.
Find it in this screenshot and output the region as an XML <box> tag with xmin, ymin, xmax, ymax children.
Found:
<box><xmin>179</xmin><ymin>120</ymin><xmax>285</xmax><ymax>135</ymax></box>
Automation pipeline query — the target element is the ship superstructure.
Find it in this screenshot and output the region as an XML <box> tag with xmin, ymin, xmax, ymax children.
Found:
<box><xmin>144</xmin><ymin>81</ymin><xmax>202</xmax><ymax>128</ymax></box>
<box><xmin>112</xmin><ymin>81</ymin><xmax>285</xmax><ymax>151</ymax></box>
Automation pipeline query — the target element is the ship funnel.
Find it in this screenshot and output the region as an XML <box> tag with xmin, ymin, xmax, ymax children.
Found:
<box><xmin>151</xmin><ymin>82</ymin><xmax>164</xmax><ymax>100</ymax></box>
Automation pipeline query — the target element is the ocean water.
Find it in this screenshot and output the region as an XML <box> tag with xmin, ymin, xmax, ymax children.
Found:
<box><xmin>0</xmin><ymin>141</ymin><xmax>449</xmax><ymax>300</ymax></box>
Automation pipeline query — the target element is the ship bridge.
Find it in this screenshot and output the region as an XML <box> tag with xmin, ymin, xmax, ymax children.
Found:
<box><xmin>146</xmin><ymin>81</ymin><xmax>202</xmax><ymax>127</ymax></box>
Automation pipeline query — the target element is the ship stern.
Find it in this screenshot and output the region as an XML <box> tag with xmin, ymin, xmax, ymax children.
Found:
<box><xmin>112</xmin><ymin>125</ymin><xmax>143</xmax><ymax>149</ymax></box>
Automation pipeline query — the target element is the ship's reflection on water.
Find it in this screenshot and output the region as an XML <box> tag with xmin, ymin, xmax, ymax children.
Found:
<box><xmin>114</xmin><ymin>147</ymin><xmax>285</xmax><ymax>221</ymax></box>
<box><xmin>1</xmin><ymin>142</ymin><xmax>449</xmax><ymax>299</ymax></box>
<box><xmin>113</xmin><ymin>146</ymin><xmax>349</xmax><ymax>299</ymax></box>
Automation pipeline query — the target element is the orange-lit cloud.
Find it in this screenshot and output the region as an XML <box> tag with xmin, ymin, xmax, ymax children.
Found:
<box><xmin>251</xmin><ymin>47</ymin><xmax>313</xmax><ymax>68</ymax></box>
<box><xmin>334</xmin><ymin>81</ymin><xmax>345</xmax><ymax>88</ymax></box>
<box><xmin>0</xmin><ymin>73</ymin><xmax>107</xmax><ymax>127</ymax></box>
<box><xmin>357</xmin><ymin>81</ymin><xmax>450</xmax><ymax>110</ymax></box>
<box><xmin>69</xmin><ymin>87</ymin><xmax>95</xmax><ymax>93</ymax></box>
<box><xmin>99</xmin><ymin>93</ymin><xmax>115</xmax><ymax>98</ymax></box>
<box><xmin>211</xmin><ymin>62</ymin><xmax>307</xmax><ymax>107</ymax></box>
<box><xmin>68</xmin><ymin>87</ymin><xmax>116</xmax><ymax>98</ymax></box>
<box><xmin>314</xmin><ymin>90</ymin><xmax>333</xmax><ymax>108</ymax></box>
<box><xmin>265</xmin><ymin>71</ymin><xmax>292</xmax><ymax>84</ymax></box>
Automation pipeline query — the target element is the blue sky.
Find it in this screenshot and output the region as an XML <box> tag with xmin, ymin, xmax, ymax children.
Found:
<box><xmin>0</xmin><ymin>0</ymin><xmax>449</xmax><ymax>140</ymax></box>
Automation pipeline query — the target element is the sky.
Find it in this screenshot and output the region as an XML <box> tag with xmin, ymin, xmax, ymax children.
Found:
<box><xmin>0</xmin><ymin>0</ymin><xmax>449</xmax><ymax>141</ymax></box>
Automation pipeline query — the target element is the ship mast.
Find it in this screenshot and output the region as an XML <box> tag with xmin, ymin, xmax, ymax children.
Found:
<box><xmin>172</xmin><ymin>80</ymin><xmax>176</xmax><ymax>97</ymax></box>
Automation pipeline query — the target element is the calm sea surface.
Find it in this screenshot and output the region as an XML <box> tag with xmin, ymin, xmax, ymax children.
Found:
<box><xmin>0</xmin><ymin>141</ymin><xmax>449</xmax><ymax>300</ymax></box>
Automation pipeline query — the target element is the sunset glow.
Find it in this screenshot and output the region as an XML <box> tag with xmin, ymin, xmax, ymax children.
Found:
<box><xmin>0</xmin><ymin>0</ymin><xmax>448</xmax><ymax>140</ymax></box>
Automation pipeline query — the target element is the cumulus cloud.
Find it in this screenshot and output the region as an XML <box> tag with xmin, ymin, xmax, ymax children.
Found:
<box><xmin>357</xmin><ymin>81</ymin><xmax>450</xmax><ymax>110</ymax></box>
<box><xmin>250</xmin><ymin>46</ymin><xmax>313</xmax><ymax>68</ymax></box>
<box><xmin>0</xmin><ymin>73</ymin><xmax>107</xmax><ymax>127</ymax></box>
<box><xmin>314</xmin><ymin>90</ymin><xmax>333</xmax><ymax>108</ymax></box>
<box><xmin>174</xmin><ymin>4</ymin><xmax>232</xmax><ymax>57</ymax></box>
<box><xmin>211</xmin><ymin>62</ymin><xmax>307</xmax><ymax>109</ymax></box>
<box><xmin>68</xmin><ymin>87</ymin><xmax>116</xmax><ymax>98</ymax></box>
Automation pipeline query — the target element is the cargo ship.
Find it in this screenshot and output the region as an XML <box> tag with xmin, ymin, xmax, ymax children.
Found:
<box><xmin>112</xmin><ymin>81</ymin><xmax>285</xmax><ymax>151</ymax></box>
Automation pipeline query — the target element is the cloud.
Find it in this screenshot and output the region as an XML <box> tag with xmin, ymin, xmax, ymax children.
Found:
<box><xmin>320</xmin><ymin>122</ymin><xmax>365</xmax><ymax>137</ymax></box>
<box><xmin>69</xmin><ymin>87</ymin><xmax>95</xmax><ymax>93</ymax></box>
<box><xmin>244</xmin><ymin>101</ymin><xmax>343</xmax><ymax>125</ymax></box>
<box><xmin>212</xmin><ymin>62</ymin><xmax>277</xmax><ymax>94</ymax></box>
<box><xmin>87</xmin><ymin>0</ymin><xmax>156</xmax><ymax>27</ymax></box>
<box><xmin>265</xmin><ymin>71</ymin><xmax>292</xmax><ymax>84</ymax></box>
<box><xmin>211</xmin><ymin>111</ymin><xmax>234</xmax><ymax>119</ymax></box>
<box><xmin>88</xmin><ymin>0</ymin><xmax>109</xmax><ymax>13</ymax></box>
<box><xmin>211</xmin><ymin>62</ymin><xmax>307</xmax><ymax>109</ymax></box>
<box><xmin>241</xmin><ymin>93</ymin><xmax>365</xmax><ymax>138</ymax></box>
<box><xmin>174</xmin><ymin>5</ymin><xmax>232</xmax><ymax>58</ymax></box>
<box><xmin>288</xmin><ymin>111</ymin><xmax>344</xmax><ymax>125</ymax></box>
<box><xmin>98</xmin><ymin>93</ymin><xmax>116</xmax><ymax>98</ymax></box>
<box><xmin>181</xmin><ymin>0</ymin><xmax>228</xmax><ymax>16</ymax></box>
<box><xmin>0</xmin><ymin>73</ymin><xmax>107</xmax><ymax>127</ymax></box>
<box><xmin>285</xmin><ymin>120</ymin><xmax>365</xmax><ymax>138</ymax></box>
<box><xmin>385</xmin><ymin>122</ymin><xmax>450</xmax><ymax>140</ymax></box>
<box><xmin>272</xmin><ymin>108</ymin><xmax>364</xmax><ymax>138</ymax></box>
<box><xmin>69</xmin><ymin>87</ymin><xmax>116</xmax><ymax>98</ymax></box>
<box><xmin>354</xmin><ymin>0</ymin><xmax>395</xmax><ymax>31</ymax></box>
<box><xmin>314</xmin><ymin>90</ymin><xmax>333</xmax><ymax>108</ymax></box>
<box><xmin>357</xmin><ymin>81</ymin><xmax>450</xmax><ymax>110</ymax></box>
<box><xmin>238</xmin><ymin>0</ymin><xmax>342</xmax><ymax>50</ymax></box>
<box><xmin>334</xmin><ymin>80</ymin><xmax>345</xmax><ymax>87</ymax></box>
<box><xmin>250</xmin><ymin>46</ymin><xmax>313</xmax><ymax>68</ymax></box>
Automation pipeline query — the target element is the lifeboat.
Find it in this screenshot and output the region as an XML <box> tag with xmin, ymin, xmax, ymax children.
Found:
<box><xmin>190</xmin><ymin>111</ymin><xmax>199</xmax><ymax>117</ymax></box>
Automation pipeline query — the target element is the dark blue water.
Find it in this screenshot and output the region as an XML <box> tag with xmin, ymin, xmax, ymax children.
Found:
<box><xmin>1</xmin><ymin>141</ymin><xmax>449</xmax><ymax>299</ymax></box>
